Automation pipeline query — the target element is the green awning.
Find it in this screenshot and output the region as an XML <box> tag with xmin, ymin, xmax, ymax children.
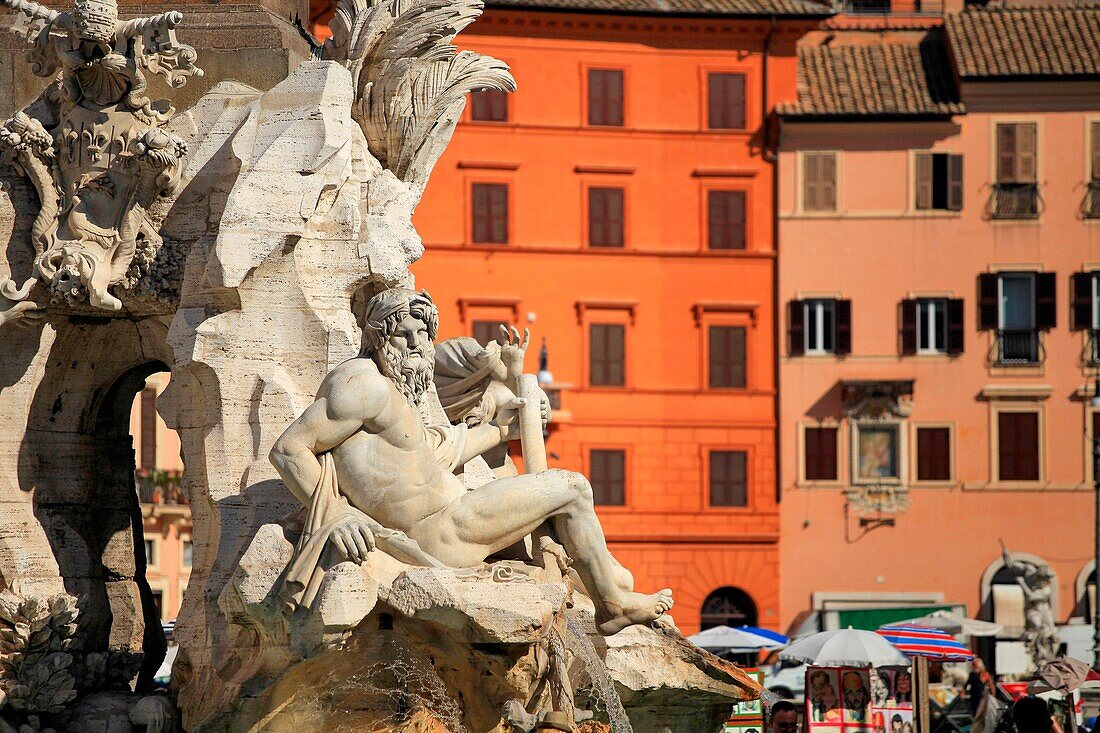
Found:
<box><xmin>835</xmin><ymin>605</ymin><xmax>957</xmax><ymax>631</ymax></box>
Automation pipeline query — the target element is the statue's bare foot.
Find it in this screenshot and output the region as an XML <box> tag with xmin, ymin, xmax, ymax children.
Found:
<box><xmin>595</xmin><ymin>589</ymin><xmax>674</xmax><ymax>636</ymax></box>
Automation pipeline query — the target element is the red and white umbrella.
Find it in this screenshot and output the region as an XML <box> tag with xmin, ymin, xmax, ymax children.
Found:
<box><xmin>876</xmin><ymin>623</ymin><xmax>974</xmax><ymax>662</ymax></box>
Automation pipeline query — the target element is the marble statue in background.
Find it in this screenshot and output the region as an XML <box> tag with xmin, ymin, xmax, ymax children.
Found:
<box><xmin>1002</xmin><ymin>548</ymin><xmax>1059</xmax><ymax>669</ymax></box>
<box><xmin>270</xmin><ymin>287</ymin><xmax>674</xmax><ymax>636</ymax></box>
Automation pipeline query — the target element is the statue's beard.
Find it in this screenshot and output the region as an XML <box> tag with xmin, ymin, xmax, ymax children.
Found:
<box><xmin>375</xmin><ymin>342</ymin><xmax>435</xmax><ymax>407</ymax></box>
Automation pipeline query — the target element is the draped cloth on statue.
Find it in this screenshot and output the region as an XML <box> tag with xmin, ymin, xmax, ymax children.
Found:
<box><xmin>434</xmin><ymin>338</ymin><xmax>503</xmax><ymax>425</ymax></box>
<box><xmin>280</xmin><ymin>423</ymin><xmax>470</xmax><ymax>611</ymax></box>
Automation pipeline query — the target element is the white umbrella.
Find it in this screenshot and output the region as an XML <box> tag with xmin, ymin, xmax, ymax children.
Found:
<box><xmin>688</xmin><ymin>625</ymin><xmax>787</xmax><ymax>651</ymax></box>
<box><xmin>902</xmin><ymin>610</ymin><xmax>1003</xmax><ymax>638</ymax></box>
<box><xmin>779</xmin><ymin>628</ymin><xmax>909</xmax><ymax>668</ymax></box>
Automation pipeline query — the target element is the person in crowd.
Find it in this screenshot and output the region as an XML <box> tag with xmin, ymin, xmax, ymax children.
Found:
<box><xmin>771</xmin><ymin>700</ymin><xmax>800</xmax><ymax>733</ymax></box>
<box><xmin>1014</xmin><ymin>695</ymin><xmax>1055</xmax><ymax>733</ymax></box>
<box><xmin>967</xmin><ymin>658</ymin><xmax>995</xmax><ymax>717</ymax></box>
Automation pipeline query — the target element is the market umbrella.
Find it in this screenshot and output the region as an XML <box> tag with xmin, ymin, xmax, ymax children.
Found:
<box><xmin>1027</xmin><ymin>656</ymin><xmax>1100</xmax><ymax>694</ymax></box>
<box><xmin>876</xmin><ymin>623</ymin><xmax>974</xmax><ymax>661</ymax></box>
<box><xmin>779</xmin><ymin>627</ymin><xmax>909</xmax><ymax>668</ymax></box>
<box><xmin>902</xmin><ymin>610</ymin><xmax>1003</xmax><ymax>637</ymax></box>
<box><xmin>688</xmin><ymin>625</ymin><xmax>788</xmax><ymax>651</ymax></box>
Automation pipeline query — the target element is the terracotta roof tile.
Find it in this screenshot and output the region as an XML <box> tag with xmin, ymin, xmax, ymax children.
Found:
<box><xmin>483</xmin><ymin>0</ymin><xmax>833</xmax><ymax>17</ymax></box>
<box><xmin>945</xmin><ymin>5</ymin><xmax>1100</xmax><ymax>79</ymax></box>
<box><xmin>778</xmin><ymin>31</ymin><xmax>965</xmax><ymax>118</ymax></box>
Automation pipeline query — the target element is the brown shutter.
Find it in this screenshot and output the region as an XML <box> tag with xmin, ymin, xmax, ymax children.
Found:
<box><xmin>900</xmin><ymin>299</ymin><xmax>917</xmax><ymax>355</ymax></box>
<box><xmin>915</xmin><ymin>153</ymin><xmax>933</xmax><ymax>210</ymax></box>
<box><xmin>998</xmin><ymin>412</ymin><xmax>1039</xmax><ymax>481</ymax></box>
<box><xmin>709</xmin><ymin>326</ymin><xmax>746</xmax><ymax>388</ymax></box>
<box><xmin>492</xmin><ymin>184</ymin><xmax>508</xmax><ymax>243</ymax></box>
<box><xmin>997</xmin><ymin>124</ymin><xmax>1016</xmax><ymax>183</ymax></box>
<box><xmin>472</xmin><ymin>320</ymin><xmax>500</xmax><ymax>346</ymax></box>
<box><xmin>917</xmin><ymin>427</ymin><xmax>951</xmax><ymax>482</ymax></box>
<box><xmin>835</xmin><ymin>299</ymin><xmax>852</xmax><ymax>356</ymax></box>
<box><xmin>1092</xmin><ymin>122</ymin><xmax>1100</xmax><ymax>181</ymax></box>
<box><xmin>947</xmin><ymin>298</ymin><xmax>965</xmax><ymax>354</ymax></box>
<box><xmin>472</xmin><ymin>183</ymin><xmax>508</xmax><ymax>244</ymax></box>
<box><xmin>947</xmin><ymin>154</ymin><xmax>964</xmax><ymax>211</ymax></box>
<box><xmin>590</xmin><ymin>449</ymin><xmax>626</xmax><ymax>505</ymax></box>
<box><xmin>803</xmin><ymin>155</ymin><xmax>819</xmax><ymax>211</ymax></box>
<box><xmin>709</xmin><ymin>450</ymin><xmax>747</xmax><ymax>507</ymax></box>
<box><xmin>589</xmin><ymin>188</ymin><xmax>624</xmax><ymax>248</ymax></box>
<box><xmin>788</xmin><ymin>300</ymin><xmax>805</xmax><ymax>356</ymax></box>
<box><xmin>1072</xmin><ymin>272</ymin><xmax>1095</xmax><ymax>331</ymax></box>
<box><xmin>472</xmin><ymin>184</ymin><xmax>489</xmax><ymax>243</ymax></box>
<box><xmin>978</xmin><ymin>274</ymin><xmax>999</xmax><ymax>330</ymax></box>
<box><xmin>804</xmin><ymin>427</ymin><xmax>838</xmax><ymax>482</ymax></box>
<box><xmin>707</xmin><ymin>74</ymin><xmax>745</xmax><ymax>130</ymax></box>
<box><xmin>1035</xmin><ymin>272</ymin><xmax>1056</xmax><ymax>330</ymax></box>
<box><xmin>707</xmin><ymin>190</ymin><xmax>746</xmax><ymax>250</ymax></box>
<box><xmin>1016</xmin><ymin>123</ymin><xmax>1037</xmax><ymax>182</ymax></box>
<box><xmin>588</xmin><ymin>70</ymin><xmax>623</xmax><ymax>127</ymax></box>
<box><xmin>820</xmin><ymin>154</ymin><xmax>837</xmax><ymax>211</ymax></box>
<box><xmin>471</xmin><ymin>90</ymin><xmax>507</xmax><ymax>122</ymax></box>
<box><xmin>140</xmin><ymin>388</ymin><xmax>157</xmax><ymax>471</ymax></box>
<box><xmin>589</xmin><ymin>323</ymin><xmax>625</xmax><ymax>387</ymax></box>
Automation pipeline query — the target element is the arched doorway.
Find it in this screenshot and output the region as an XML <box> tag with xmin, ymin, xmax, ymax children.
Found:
<box><xmin>700</xmin><ymin>586</ymin><xmax>758</xmax><ymax>631</ymax></box>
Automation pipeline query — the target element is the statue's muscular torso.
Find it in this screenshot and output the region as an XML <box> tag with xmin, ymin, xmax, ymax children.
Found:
<box><xmin>321</xmin><ymin>358</ymin><xmax>467</xmax><ymax>531</ymax></box>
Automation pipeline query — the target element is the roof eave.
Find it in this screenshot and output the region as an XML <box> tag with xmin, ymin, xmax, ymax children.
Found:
<box><xmin>482</xmin><ymin>2</ymin><xmax>836</xmax><ymax>18</ymax></box>
<box><xmin>777</xmin><ymin>111</ymin><xmax>963</xmax><ymax>121</ymax></box>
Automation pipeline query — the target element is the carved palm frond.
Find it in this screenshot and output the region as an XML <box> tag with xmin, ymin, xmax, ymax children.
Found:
<box><xmin>327</xmin><ymin>0</ymin><xmax>515</xmax><ymax>190</ymax></box>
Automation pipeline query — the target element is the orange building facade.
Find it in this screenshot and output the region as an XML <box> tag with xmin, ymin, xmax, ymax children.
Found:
<box><xmin>340</xmin><ymin>0</ymin><xmax>833</xmax><ymax>635</ymax></box>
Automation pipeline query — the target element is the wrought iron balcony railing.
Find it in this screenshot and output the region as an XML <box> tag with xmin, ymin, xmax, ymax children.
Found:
<box><xmin>992</xmin><ymin>329</ymin><xmax>1042</xmax><ymax>365</ymax></box>
<box><xmin>989</xmin><ymin>183</ymin><xmax>1041</xmax><ymax>219</ymax></box>
<box><xmin>1084</xmin><ymin>181</ymin><xmax>1100</xmax><ymax>219</ymax></box>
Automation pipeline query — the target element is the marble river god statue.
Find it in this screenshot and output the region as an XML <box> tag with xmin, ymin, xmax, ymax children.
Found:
<box><xmin>0</xmin><ymin>0</ymin><xmax>763</xmax><ymax>726</ymax></box>
<box><xmin>270</xmin><ymin>288</ymin><xmax>674</xmax><ymax>637</ymax></box>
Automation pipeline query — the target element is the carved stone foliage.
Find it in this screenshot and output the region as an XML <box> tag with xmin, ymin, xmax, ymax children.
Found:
<box><xmin>0</xmin><ymin>0</ymin><xmax>201</xmax><ymax>317</ymax></box>
<box><xmin>319</xmin><ymin>0</ymin><xmax>515</xmax><ymax>194</ymax></box>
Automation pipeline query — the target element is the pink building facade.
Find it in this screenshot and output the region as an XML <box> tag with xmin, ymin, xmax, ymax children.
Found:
<box><xmin>777</xmin><ymin>10</ymin><xmax>1100</xmax><ymax>668</ymax></box>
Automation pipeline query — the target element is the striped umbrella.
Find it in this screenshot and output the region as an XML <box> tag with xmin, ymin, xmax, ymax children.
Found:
<box><xmin>876</xmin><ymin>623</ymin><xmax>974</xmax><ymax>661</ymax></box>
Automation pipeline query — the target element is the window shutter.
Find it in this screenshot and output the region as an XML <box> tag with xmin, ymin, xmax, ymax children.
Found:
<box><xmin>707</xmin><ymin>74</ymin><xmax>745</xmax><ymax>130</ymax></box>
<box><xmin>998</xmin><ymin>412</ymin><xmax>1039</xmax><ymax>482</ymax></box>
<box><xmin>589</xmin><ymin>324</ymin><xmax>606</xmax><ymax>385</ymax></box>
<box><xmin>471</xmin><ymin>90</ymin><xmax>507</xmax><ymax>122</ymax></box>
<box><xmin>835</xmin><ymin>299</ymin><xmax>852</xmax><ymax>356</ymax></box>
<box><xmin>915</xmin><ymin>153</ymin><xmax>933</xmax><ymax>210</ymax></box>
<box><xmin>589</xmin><ymin>188</ymin><xmax>624</xmax><ymax>248</ymax></box>
<box><xmin>608</xmin><ymin>71</ymin><xmax>623</xmax><ymax>126</ymax></box>
<box><xmin>140</xmin><ymin>388</ymin><xmax>157</xmax><ymax>471</ymax></box>
<box><xmin>900</xmin><ymin>299</ymin><xmax>917</xmax><ymax>355</ymax></box>
<box><xmin>997</xmin><ymin>124</ymin><xmax>1016</xmax><ymax>183</ymax></box>
<box><xmin>709</xmin><ymin>451</ymin><xmax>747</xmax><ymax>507</ymax></box>
<box><xmin>608</xmin><ymin>324</ymin><xmax>624</xmax><ymax>386</ymax></box>
<box><xmin>707</xmin><ymin>191</ymin><xmax>746</xmax><ymax>250</ymax></box>
<box><xmin>1017</xmin><ymin>123</ymin><xmax>1037</xmax><ymax>183</ymax></box>
<box><xmin>492</xmin><ymin>185</ymin><xmax>508</xmax><ymax>243</ymax></box>
<box><xmin>804</xmin><ymin>427</ymin><xmax>838</xmax><ymax>482</ymax></box>
<box><xmin>978</xmin><ymin>274</ymin><xmax>998</xmax><ymax>330</ymax></box>
<box><xmin>1035</xmin><ymin>272</ymin><xmax>1056</xmax><ymax>330</ymax></box>
<box><xmin>729</xmin><ymin>191</ymin><xmax>746</xmax><ymax>249</ymax></box>
<box><xmin>709</xmin><ymin>326</ymin><xmax>746</xmax><ymax>388</ymax></box>
<box><xmin>472</xmin><ymin>184</ymin><xmax>508</xmax><ymax>244</ymax></box>
<box><xmin>1092</xmin><ymin>122</ymin><xmax>1100</xmax><ymax>181</ymax></box>
<box><xmin>788</xmin><ymin>300</ymin><xmax>805</xmax><ymax>356</ymax></box>
<box><xmin>947</xmin><ymin>298</ymin><xmax>965</xmax><ymax>354</ymax></box>
<box><xmin>803</xmin><ymin>155</ymin><xmax>819</xmax><ymax>211</ymax></box>
<box><xmin>820</xmin><ymin>154</ymin><xmax>837</xmax><ymax>211</ymax></box>
<box><xmin>590</xmin><ymin>323</ymin><xmax>625</xmax><ymax>387</ymax></box>
<box><xmin>588</xmin><ymin>70</ymin><xmax>623</xmax><ymax>127</ymax></box>
<box><xmin>590</xmin><ymin>449</ymin><xmax>626</xmax><ymax>506</ymax></box>
<box><xmin>917</xmin><ymin>427</ymin><xmax>951</xmax><ymax>482</ymax></box>
<box><xmin>947</xmin><ymin>154</ymin><xmax>964</xmax><ymax>211</ymax></box>
<box><xmin>472</xmin><ymin>185</ymin><xmax>489</xmax><ymax>243</ymax></box>
<box><xmin>1071</xmin><ymin>272</ymin><xmax>1094</xmax><ymax>331</ymax></box>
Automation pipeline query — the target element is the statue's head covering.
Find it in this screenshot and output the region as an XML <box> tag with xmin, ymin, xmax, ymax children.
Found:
<box><xmin>434</xmin><ymin>337</ymin><xmax>503</xmax><ymax>425</ymax></box>
<box><xmin>361</xmin><ymin>288</ymin><xmax>438</xmax><ymax>356</ymax></box>
<box><xmin>71</xmin><ymin>0</ymin><xmax>119</xmax><ymax>45</ymax></box>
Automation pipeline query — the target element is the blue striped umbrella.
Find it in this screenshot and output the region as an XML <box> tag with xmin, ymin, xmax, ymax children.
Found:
<box><xmin>876</xmin><ymin>623</ymin><xmax>974</xmax><ymax>661</ymax></box>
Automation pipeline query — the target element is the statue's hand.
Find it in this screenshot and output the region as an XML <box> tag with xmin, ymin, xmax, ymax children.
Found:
<box><xmin>498</xmin><ymin>325</ymin><xmax>530</xmax><ymax>382</ymax></box>
<box><xmin>329</xmin><ymin>514</ymin><xmax>376</xmax><ymax>564</ymax></box>
<box><xmin>495</xmin><ymin>395</ymin><xmax>525</xmax><ymax>442</ymax></box>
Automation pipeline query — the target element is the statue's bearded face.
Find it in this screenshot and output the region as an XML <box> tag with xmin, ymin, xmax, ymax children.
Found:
<box><xmin>374</xmin><ymin>312</ymin><xmax>436</xmax><ymax>406</ymax></box>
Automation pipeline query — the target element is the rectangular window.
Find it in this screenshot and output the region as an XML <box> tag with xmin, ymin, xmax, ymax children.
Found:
<box><xmin>472</xmin><ymin>320</ymin><xmax>502</xmax><ymax>347</ymax></box>
<box><xmin>708</xmin><ymin>325</ymin><xmax>746</xmax><ymax>388</ymax></box>
<box><xmin>144</xmin><ymin>539</ymin><xmax>155</xmax><ymax>566</ymax></box>
<box><xmin>915</xmin><ymin>426</ymin><xmax>951</xmax><ymax>482</ymax></box>
<box><xmin>706</xmin><ymin>73</ymin><xmax>746</xmax><ymax>130</ymax></box>
<box><xmin>803</xmin><ymin>426</ymin><xmax>838</xmax><ymax>482</ymax></box>
<box><xmin>997</xmin><ymin>411</ymin><xmax>1040</xmax><ymax>482</ymax></box>
<box><xmin>915</xmin><ymin>152</ymin><xmax>963</xmax><ymax>211</ymax></box>
<box><xmin>993</xmin><ymin>122</ymin><xmax>1038</xmax><ymax>218</ymax></box>
<box><xmin>140</xmin><ymin>388</ymin><xmax>157</xmax><ymax>471</ymax></box>
<box><xmin>805</xmin><ymin>299</ymin><xmax>835</xmax><ymax>354</ymax></box>
<box><xmin>470</xmin><ymin>89</ymin><xmax>508</xmax><ymax>122</ymax></box>
<box><xmin>588</xmin><ymin>187</ymin><xmax>624</xmax><ymax>248</ymax></box>
<box><xmin>471</xmin><ymin>183</ymin><xmax>508</xmax><ymax>244</ymax></box>
<box><xmin>1071</xmin><ymin>272</ymin><xmax>1100</xmax><ymax>361</ymax></box>
<box><xmin>589</xmin><ymin>323</ymin><xmax>625</xmax><ymax>387</ymax></box>
<box><xmin>802</xmin><ymin>153</ymin><xmax>837</xmax><ymax>212</ymax></box>
<box><xmin>707</xmin><ymin>190</ymin><xmax>746</xmax><ymax>250</ymax></box>
<box><xmin>182</xmin><ymin>540</ymin><xmax>193</xmax><ymax>568</ymax></box>
<box><xmin>999</xmin><ymin>273</ymin><xmax>1036</xmax><ymax>363</ymax></box>
<box><xmin>917</xmin><ymin>298</ymin><xmax>948</xmax><ymax>353</ymax></box>
<box><xmin>150</xmin><ymin>591</ymin><xmax>163</xmax><ymax>621</ymax></box>
<box><xmin>709</xmin><ymin>450</ymin><xmax>748</xmax><ymax>507</ymax></box>
<box><xmin>901</xmin><ymin>298</ymin><xmax>963</xmax><ymax>355</ymax></box>
<box><xmin>587</xmin><ymin>69</ymin><xmax>624</xmax><ymax>127</ymax></box>
<box><xmin>590</xmin><ymin>449</ymin><xmax>625</xmax><ymax>506</ymax></box>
